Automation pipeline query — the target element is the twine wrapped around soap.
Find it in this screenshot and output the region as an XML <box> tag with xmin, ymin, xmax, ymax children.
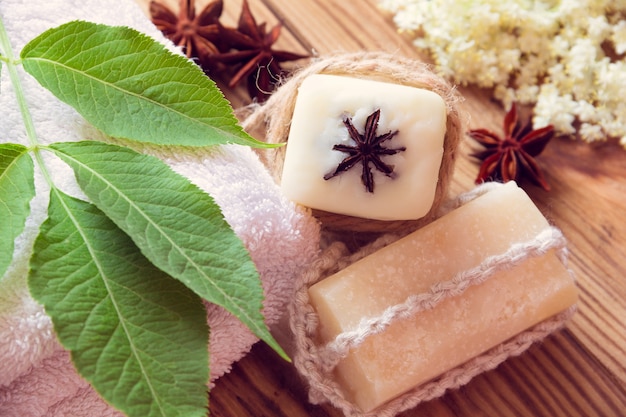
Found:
<box><xmin>240</xmin><ymin>51</ymin><xmax>464</xmax><ymax>233</ymax></box>
<box><xmin>288</xmin><ymin>182</ymin><xmax>577</xmax><ymax>417</ymax></box>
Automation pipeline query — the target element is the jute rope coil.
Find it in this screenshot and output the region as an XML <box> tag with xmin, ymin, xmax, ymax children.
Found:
<box><xmin>240</xmin><ymin>51</ymin><xmax>464</xmax><ymax>233</ymax></box>
<box><xmin>288</xmin><ymin>182</ymin><xmax>577</xmax><ymax>417</ymax></box>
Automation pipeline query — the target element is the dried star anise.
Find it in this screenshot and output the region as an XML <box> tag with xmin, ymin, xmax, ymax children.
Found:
<box><xmin>324</xmin><ymin>109</ymin><xmax>406</xmax><ymax>193</ymax></box>
<box><xmin>150</xmin><ymin>0</ymin><xmax>223</xmax><ymax>63</ymax></box>
<box><xmin>468</xmin><ymin>103</ymin><xmax>554</xmax><ymax>191</ymax></box>
<box><xmin>207</xmin><ymin>0</ymin><xmax>309</xmax><ymax>101</ymax></box>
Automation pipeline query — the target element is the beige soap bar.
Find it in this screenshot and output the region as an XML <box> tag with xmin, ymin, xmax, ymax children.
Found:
<box><xmin>280</xmin><ymin>74</ymin><xmax>447</xmax><ymax>221</ymax></box>
<box><xmin>308</xmin><ymin>182</ymin><xmax>578</xmax><ymax>413</ymax></box>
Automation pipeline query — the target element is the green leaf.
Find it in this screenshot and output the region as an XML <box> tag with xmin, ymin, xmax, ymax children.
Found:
<box><xmin>0</xmin><ymin>143</ymin><xmax>35</xmax><ymax>278</ymax></box>
<box><xmin>20</xmin><ymin>20</ymin><xmax>273</xmax><ymax>148</ymax></box>
<box><xmin>28</xmin><ymin>188</ymin><xmax>209</xmax><ymax>417</ymax></box>
<box><xmin>49</xmin><ymin>141</ymin><xmax>286</xmax><ymax>359</ymax></box>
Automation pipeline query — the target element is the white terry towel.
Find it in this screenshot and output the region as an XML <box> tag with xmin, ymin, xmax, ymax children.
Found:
<box><xmin>0</xmin><ymin>0</ymin><xmax>320</xmax><ymax>415</ymax></box>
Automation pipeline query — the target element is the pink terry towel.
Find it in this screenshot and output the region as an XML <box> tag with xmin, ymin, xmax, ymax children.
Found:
<box><xmin>0</xmin><ymin>0</ymin><xmax>320</xmax><ymax>415</ymax></box>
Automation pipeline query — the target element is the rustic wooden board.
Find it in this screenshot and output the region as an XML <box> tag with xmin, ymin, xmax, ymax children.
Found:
<box><xmin>138</xmin><ymin>1</ymin><xmax>626</xmax><ymax>415</ymax></box>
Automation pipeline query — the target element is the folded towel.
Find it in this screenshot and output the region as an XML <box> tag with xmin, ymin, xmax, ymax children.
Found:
<box><xmin>0</xmin><ymin>0</ymin><xmax>320</xmax><ymax>415</ymax></box>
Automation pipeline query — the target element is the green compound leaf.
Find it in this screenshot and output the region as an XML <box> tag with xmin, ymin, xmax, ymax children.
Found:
<box><xmin>28</xmin><ymin>188</ymin><xmax>209</xmax><ymax>417</ymax></box>
<box><xmin>0</xmin><ymin>143</ymin><xmax>35</xmax><ymax>278</ymax></box>
<box><xmin>50</xmin><ymin>141</ymin><xmax>286</xmax><ymax>359</ymax></box>
<box><xmin>20</xmin><ymin>20</ymin><xmax>273</xmax><ymax>148</ymax></box>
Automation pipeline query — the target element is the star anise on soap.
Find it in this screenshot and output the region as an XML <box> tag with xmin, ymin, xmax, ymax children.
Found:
<box><xmin>207</xmin><ymin>0</ymin><xmax>309</xmax><ymax>101</ymax></box>
<box><xmin>468</xmin><ymin>103</ymin><xmax>554</xmax><ymax>191</ymax></box>
<box><xmin>149</xmin><ymin>0</ymin><xmax>224</xmax><ymax>62</ymax></box>
<box><xmin>324</xmin><ymin>109</ymin><xmax>406</xmax><ymax>193</ymax></box>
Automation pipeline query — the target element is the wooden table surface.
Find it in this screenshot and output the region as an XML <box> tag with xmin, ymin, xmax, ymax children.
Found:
<box><xmin>138</xmin><ymin>1</ymin><xmax>626</xmax><ymax>416</ymax></box>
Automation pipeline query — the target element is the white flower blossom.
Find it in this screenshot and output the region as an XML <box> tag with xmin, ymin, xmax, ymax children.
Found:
<box><xmin>378</xmin><ymin>0</ymin><xmax>626</xmax><ymax>147</ymax></box>
<box><xmin>612</xmin><ymin>20</ymin><xmax>626</xmax><ymax>54</ymax></box>
<box><xmin>579</xmin><ymin>123</ymin><xmax>606</xmax><ymax>142</ymax></box>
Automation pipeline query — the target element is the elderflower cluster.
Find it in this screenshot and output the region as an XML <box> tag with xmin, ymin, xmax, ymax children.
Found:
<box><xmin>379</xmin><ymin>0</ymin><xmax>626</xmax><ymax>147</ymax></box>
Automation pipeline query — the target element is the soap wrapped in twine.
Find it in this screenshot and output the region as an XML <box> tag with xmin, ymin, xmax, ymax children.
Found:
<box><xmin>240</xmin><ymin>51</ymin><xmax>463</xmax><ymax>233</ymax></box>
<box><xmin>286</xmin><ymin>182</ymin><xmax>577</xmax><ymax>417</ymax></box>
<box><xmin>240</xmin><ymin>54</ymin><xmax>575</xmax><ymax>416</ymax></box>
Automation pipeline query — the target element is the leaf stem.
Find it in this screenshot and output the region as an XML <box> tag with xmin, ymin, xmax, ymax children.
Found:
<box><xmin>0</xmin><ymin>14</ymin><xmax>40</xmax><ymax>149</ymax></box>
<box><xmin>0</xmin><ymin>13</ymin><xmax>54</xmax><ymax>191</ymax></box>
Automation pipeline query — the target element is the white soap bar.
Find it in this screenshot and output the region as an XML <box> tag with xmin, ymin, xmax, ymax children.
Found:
<box><xmin>308</xmin><ymin>182</ymin><xmax>578</xmax><ymax>412</ymax></box>
<box><xmin>280</xmin><ymin>74</ymin><xmax>447</xmax><ymax>221</ymax></box>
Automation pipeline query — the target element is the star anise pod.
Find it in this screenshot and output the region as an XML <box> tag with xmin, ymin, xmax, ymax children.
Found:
<box><xmin>324</xmin><ymin>109</ymin><xmax>406</xmax><ymax>193</ymax></box>
<box><xmin>468</xmin><ymin>103</ymin><xmax>554</xmax><ymax>191</ymax></box>
<box><xmin>207</xmin><ymin>0</ymin><xmax>309</xmax><ymax>101</ymax></box>
<box><xmin>150</xmin><ymin>0</ymin><xmax>223</xmax><ymax>63</ymax></box>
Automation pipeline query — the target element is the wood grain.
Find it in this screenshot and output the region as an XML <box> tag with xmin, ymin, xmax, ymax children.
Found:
<box><xmin>137</xmin><ymin>1</ymin><xmax>626</xmax><ymax>415</ymax></box>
